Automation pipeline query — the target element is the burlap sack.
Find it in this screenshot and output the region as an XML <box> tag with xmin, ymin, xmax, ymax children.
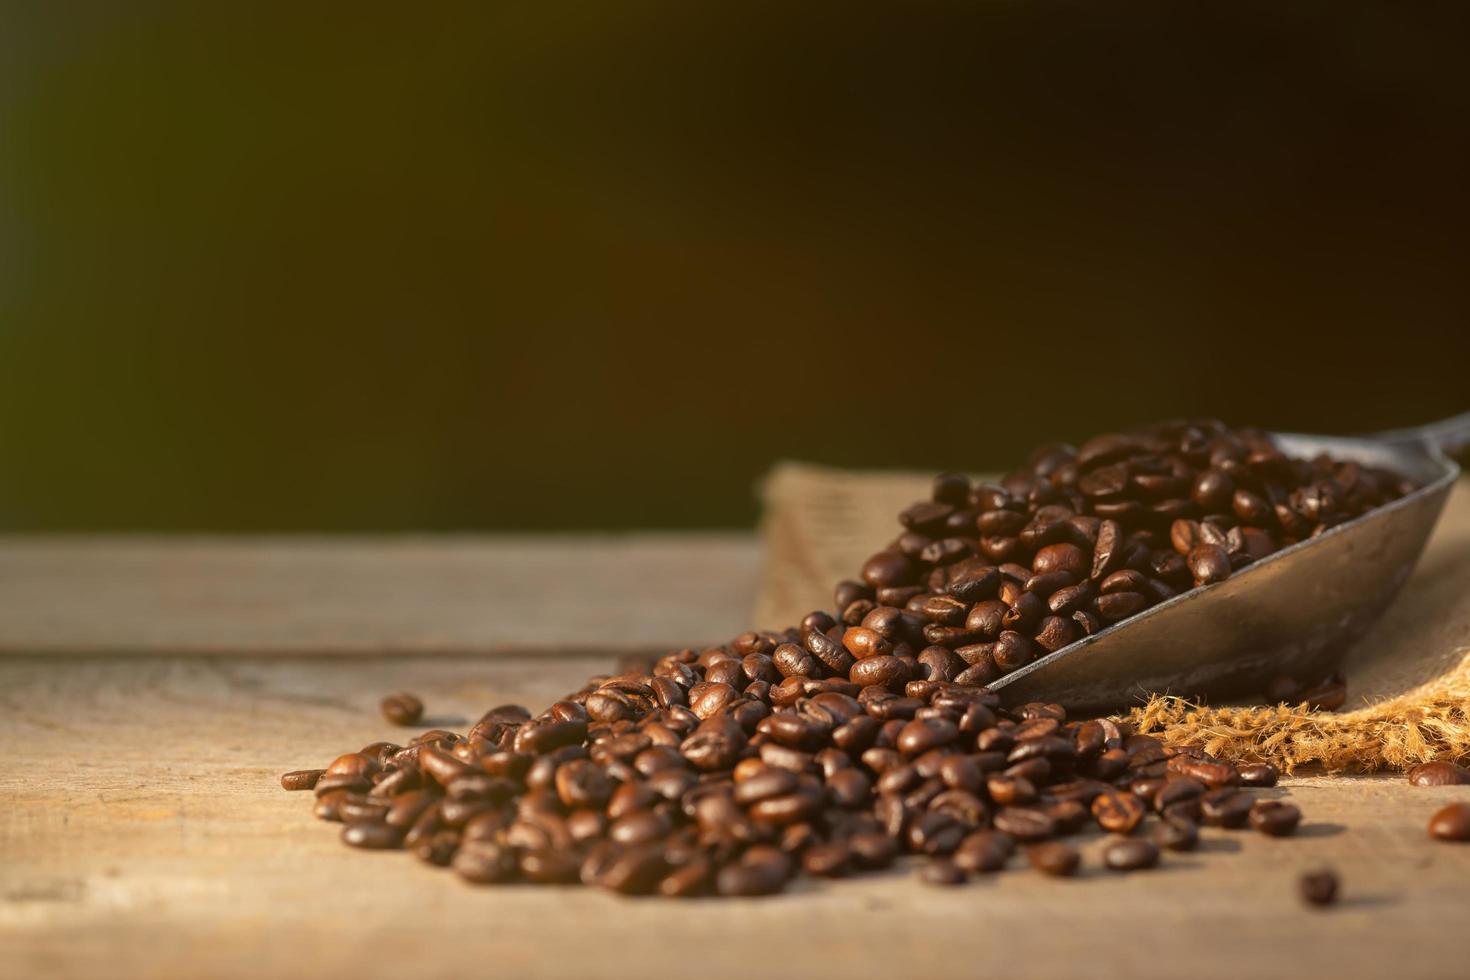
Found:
<box><xmin>755</xmin><ymin>462</ymin><xmax>1470</xmax><ymax>773</ymax></box>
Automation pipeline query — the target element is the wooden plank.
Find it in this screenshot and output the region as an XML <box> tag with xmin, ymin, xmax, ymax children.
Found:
<box><xmin>0</xmin><ymin>534</ymin><xmax>761</xmax><ymax>655</ymax></box>
<box><xmin>3</xmin><ymin>654</ymin><xmax>1466</xmax><ymax>980</ymax></box>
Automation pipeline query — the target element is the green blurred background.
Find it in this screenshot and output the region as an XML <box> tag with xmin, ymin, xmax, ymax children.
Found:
<box><xmin>2</xmin><ymin>2</ymin><xmax>1467</xmax><ymax>531</ymax></box>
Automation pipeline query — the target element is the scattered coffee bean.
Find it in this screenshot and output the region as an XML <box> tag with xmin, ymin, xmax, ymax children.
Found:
<box><xmin>1248</xmin><ymin>800</ymin><xmax>1301</xmax><ymax>837</ymax></box>
<box><xmin>1237</xmin><ymin>763</ymin><xmax>1279</xmax><ymax>787</ymax></box>
<box><xmin>1200</xmin><ymin>788</ymin><xmax>1253</xmax><ymax>828</ymax></box>
<box><xmin>1408</xmin><ymin>762</ymin><xmax>1470</xmax><ymax>787</ymax></box>
<box><xmin>453</xmin><ymin>842</ymin><xmax>518</xmax><ymax>884</ymax></box>
<box><xmin>1299</xmin><ymin>868</ymin><xmax>1339</xmax><ymax>907</ymax></box>
<box><xmin>1092</xmin><ymin>791</ymin><xmax>1147</xmax><ymax>834</ymax></box>
<box><xmin>1151</xmin><ymin>819</ymin><xmax>1198</xmax><ymax>852</ymax></box>
<box><xmin>1428</xmin><ymin>803</ymin><xmax>1470</xmax><ymax>842</ymax></box>
<box><xmin>1026</xmin><ymin>842</ymin><xmax>1080</xmax><ymax>877</ymax></box>
<box><xmin>381</xmin><ymin>693</ymin><xmax>425</xmax><ymax>726</ymax></box>
<box><xmin>342</xmin><ymin>822</ymin><xmax>402</xmax><ymax>849</ymax></box>
<box><xmin>280</xmin><ymin>769</ymin><xmax>325</xmax><ymax>791</ymax></box>
<box><xmin>920</xmin><ymin>858</ymin><xmax>967</xmax><ymax>886</ymax></box>
<box><xmin>1103</xmin><ymin>838</ymin><xmax>1159</xmax><ymax>871</ymax></box>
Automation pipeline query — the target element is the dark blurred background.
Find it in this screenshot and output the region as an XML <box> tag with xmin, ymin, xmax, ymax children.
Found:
<box><xmin>2</xmin><ymin>2</ymin><xmax>1467</xmax><ymax>532</ymax></box>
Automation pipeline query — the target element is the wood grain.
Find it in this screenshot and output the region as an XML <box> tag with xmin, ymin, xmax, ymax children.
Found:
<box><xmin>0</xmin><ymin>534</ymin><xmax>760</xmax><ymax>655</ymax></box>
<box><xmin>4</xmin><ymin>654</ymin><xmax>1467</xmax><ymax>980</ymax></box>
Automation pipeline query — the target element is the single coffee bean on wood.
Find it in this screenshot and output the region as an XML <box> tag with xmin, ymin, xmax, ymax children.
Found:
<box><xmin>1103</xmin><ymin>838</ymin><xmax>1159</xmax><ymax>872</ymax></box>
<box><xmin>1151</xmin><ymin>819</ymin><xmax>1199</xmax><ymax>852</ymax></box>
<box><xmin>1408</xmin><ymin>761</ymin><xmax>1470</xmax><ymax>787</ymax></box>
<box><xmin>381</xmin><ymin>693</ymin><xmax>425</xmax><ymax>727</ymax></box>
<box><xmin>1299</xmin><ymin>868</ymin><xmax>1339</xmax><ymax>907</ymax></box>
<box><xmin>1428</xmin><ymin>803</ymin><xmax>1470</xmax><ymax>842</ymax></box>
<box><xmin>1026</xmin><ymin>842</ymin><xmax>1080</xmax><ymax>878</ymax></box>
<box><xmin>280</xmin><ymin>769</ymin><xmax>325</xmax><ymax>791</ymax></box>
<box><xmin>1249</xmin><ymin>800</ymin><xmax>1302</xmax><ymax>837</ymax></box>
<box><xmin>341</xmin><ymin>822</ymin><xmax>402</xmax><ymax>849</ymax></box>
<box><xmin>1237</xmin><ymin>763</ymin><xmax>1279</xmax><ymax>787</ymax></box>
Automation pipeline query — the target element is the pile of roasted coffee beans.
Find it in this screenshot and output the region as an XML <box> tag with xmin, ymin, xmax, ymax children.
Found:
<box><xmin>281</xmin><ymin>420</ymin><xmax>1426</xmax><ymax>897</ymax></box>
<box><xmin>285</xmin><ymin>671</ymin><xmax>1302</xmax><ymax>896</ymax></box>
<box><xmin>838</xmin><ymin>419</ymin><xmax>1416</xmax><ymax>691</ymax></box>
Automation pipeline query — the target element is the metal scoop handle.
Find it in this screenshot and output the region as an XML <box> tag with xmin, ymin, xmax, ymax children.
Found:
<box><xmin>1370</xmin><ymin>410</ymin><xmax>1470</xmax><ymax>460</ymax></box>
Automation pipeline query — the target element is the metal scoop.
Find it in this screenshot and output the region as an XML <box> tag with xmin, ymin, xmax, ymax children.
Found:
<box><xmin>989</xmin><ymin>411</ymin><xmax>1470</xmax><ymax>714</ymax></box>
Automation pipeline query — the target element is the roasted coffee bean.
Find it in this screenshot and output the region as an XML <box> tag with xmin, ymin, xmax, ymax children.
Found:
<box><xmin>520</xmin><ymin>847</ymin><xmax>583</xmax><ymax>884</ymax></box>
<box><xmin>920</xmin><ymin>857</ymin><xmax>966</xmax><ymax>886</ymax></box>
<box><xmin>1084</xmin><ymin>519</ymin><xmax>1123</xmax><ymax>580</ymax></box>
<box><xmin>326</xmin><ymin>752</ymin><xmax>378</xmax><ymax>780</ymax></box>
<box><xmin>453</xmin><ymin>842</ymin><xmax>518</xmax><ymax>884</ymax></box>
<box><xmin>410</xmin><ymin>827</ymin><xmax>458</xmax><ymax>866</ymax></box>
<box><xmin>1199</xmin><ymin>788</ymin><xmax>1254</xmax><ymax>828</ymax></box>
<box><xmin>1026</xmin><ymin>842</ymin><xmax>1080</xmax><ymax>877</ymax></box>
<box><xmin>1091</xmin><ymin>791</ymin><xmax>1148</xmax><ymax>834</ymax></box>
<box><xmin>1408</xmin><ymin>761</ymin><xmax>1470</xmax><ymax>786</ymax></box>
<box><xmin>862</xmin><ymin>550</ymin><xmax>918</xmax><ymax>589</ymax></box>
<box><xmin>1169</xmin><ymin>519</ymin><xmax>1202</xmax><ymax>556</ymax></box>
<box><xmin>799</xmin><ymin>842</ymin><xmax>851</xmax><ymax>878</ymax></box>
<box><xmin>993</xmin><ymin>806</ymin><xmax>1056</xmax><ymax>841</ymax></box>
<box><xmin>826</xmin><ymin>768</ymin><xmax>872</xmax><ymax>809</ymax></box>
<box><xmin>964</xmin><ymin>600</ymin><xmax>1008</xmax><ymax>638</ymax></box>
<box><xmin>341</xmin><ymin>822</ymin><xmax>401</xmax><ymax>849</ymax></box>
<box><xmin>1232</xmin><ymin>489</ymin><xmax>1272</xmax><ymax>525</ymax></box>
<box><xmin>1103</xmin><ymin>838</ymin><xmax>1159</xmax><ymax>871</ymax></box>
<box><xmin>953</xmin><ymin>831</ymin><xmax>1013</xmax><ymax>873</ymax></box>
<box><xmin>986</xmin><ymin>775</ymin><xmax>1036</xmax><ymax>807</ymax></box>
<box><xmin>548</xmin><ymin>700</ymin><xmax>588</xmax><ymax>722</ymax></box>
<box><xmin>1031</xmin><ymin>543</ymin><xmax>1088</xmax><ymax>579</ymax></box>
<box><xmin>1180</xmin><ymin>759</ymin><xmax>1239</xmax><ymax>788</ymax></box>
<box><xmin>313</xmin><ymin>790</ymin><xmax>350</xmax><ymax>822</ymax></box>
<box><xmin>1302</xmin><ymin>675</ymin><xmax>1348</xmax><ymax>711</ymax></box>
<box><xmin>842</xmin><ymin>627</ymin><xmax>893</xmax><ymax>660</ymax></box>
<box><xmin>598</xmin><ymin>845</ymin><xmax>671</xmax><ymax>895</ymax></box>
<box><xmin>1299</xmin><ymin>868</ymin><xmax>1339</xmax><ymax>907</ymax></box>
<box><xmin>1237</xmin><ymin>763</ymin><xmax>1279</xmax><ymax>787</ymax></box>
<box><xmin>733</xmin><ymin>767</ymin><xmax>800</xmax><ymax>805</ymax></box>
<box><xmin>833</xmin><ymin>580</ymin><xmax>872</xmax><ymax>612</ymax></box>
<box><xmin>1151</xmin><ymin>818</ymin><xmax>1199</xmax><ymax>852</ymax></box>
<box><xmin>281</xmin><ymin>769</ymin><xmax>325</xmax><ymax>791</ymax></box>
<box><xmin>1095</xmin><ymin>591</ymin><xmax>1147</xmax><ymax>621</ymax></box>
<box><xmin>1186</xmin><ymin>544</ymin><xmax>1231</xmax><ymax>586</ymax></box>
<box><xmin>850</xmin><ymin>655</ymin><xmax>911</xmax><ymax>690</ymax></box>
<box><xmin>338</xmin><ymin>795</ymin><xmax>391</xmax><ymax>824</ymax></box>
<box><xmin>609</xmin><ymin>810</ymin><xmax>672</xmax><ymax>845</ymax></box>
<box><xmin>659</xmin><ymin>856</ymin><xmax>713</xmax><ymax>898</ymax></box>
<box><xmin>1249</xmin><ymin>800</ymin><xmax>1302</xmax><ymax>837</ymax></box>
<box><xmin>840</xmin><ymin>831</ymin><xmax>893</xmax><ymax>871</ymax></box>
<box><xmin>1192</xmin><ymin>469</ymin><xmax>1234</xmax><ymax>512</ymax></box>
<box><xmin>1428</xmin><ymin>802</ymin><xmax>1470</xmax><ymax>842</ymax></box>
<box><xmin>992</xmin><ymin>631</ymin><xmax>1036</xmax><ymax>672</ymax></box>
<box><xmin>896</xmin><ymin>718</ymin><xmax>959</xmax><ymax>755</ymax></box>
<box><xmin>555</xmin><ymin>759</ymin><xmax>613</xmax><ymax>809</ymax></box>
<box><xmin>717</xmin><ymin>847</ymin><xmax>791</xmax><ymax>896</ymax></box>
<box><xmin>1153</xmin><ymin>776</ymin><xmax>1206</xmax><ymax>813</ymax></box>
<box><xmin>380</xmin><ymin>693</ymin><xmax>424</xmax><ymax>727</ymax></box>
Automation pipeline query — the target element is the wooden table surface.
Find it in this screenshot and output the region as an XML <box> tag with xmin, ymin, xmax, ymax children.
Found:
<box><xmin>2</xmin><ymin>536</ymin><xmax>1467</xmax><ymax>980</ymax></box>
